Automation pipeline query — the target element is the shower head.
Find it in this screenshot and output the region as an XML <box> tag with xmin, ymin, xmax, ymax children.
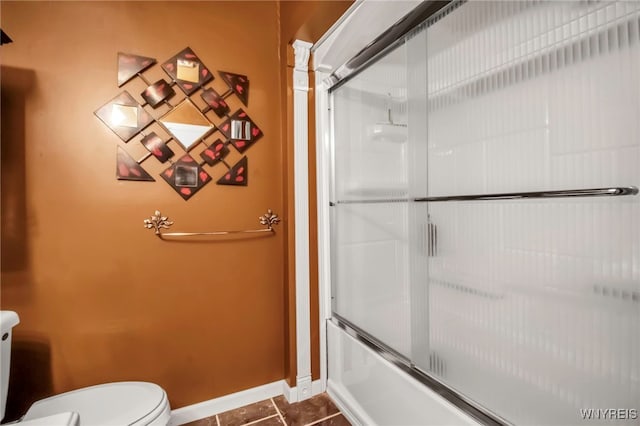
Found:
<box><xmin>370</xmin><ymin>106</ymin><xmax>407</xmax><ymax>143</ymax></box>
<box><xmin>370</xmin><ymin>122</ymin><xmax>407</xmax><ymax>143</ymax></box>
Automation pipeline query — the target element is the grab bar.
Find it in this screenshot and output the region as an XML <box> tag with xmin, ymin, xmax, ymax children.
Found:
<box><xmin>143</xmin><ymin>209</ymin><xmax>280</xmax><ymax>239</ymax></box>
<box><xmin>331</xmin><ymin>186</ymin><xmax>638</xmax><ymax>205</ymax></box>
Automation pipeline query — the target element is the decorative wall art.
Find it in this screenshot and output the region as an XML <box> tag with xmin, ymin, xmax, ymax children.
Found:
<box><xmin>94</xmin><ymin>48</ymin><xmax>262</xmax><ymax>200</ymax></box>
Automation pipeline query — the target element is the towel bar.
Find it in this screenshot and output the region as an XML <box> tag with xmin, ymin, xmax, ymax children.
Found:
<box><xmin>143</xmin><ymin>209</ymin><xmax>280</xmax><ymax>239</ymax></box>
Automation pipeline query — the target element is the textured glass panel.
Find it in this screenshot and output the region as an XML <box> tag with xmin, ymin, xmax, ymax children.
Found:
<box><xmin>423</xmin><ymin>1</ymin><xmax>640</xmax><ymax>424</ymax></box>
<box><xmin>332</xmin><ymin>202</ymin><xmax>411</xmax><ymax>355</ymax></box>
<box><xmin>333</xmin><ymin>48</ymin><xmax>409</xmax><ymax>202</ymax></box>
<box><xmin>331</xmin><ymin>45</ymin><xmax>412</xmax><ymax>357</ymax></box>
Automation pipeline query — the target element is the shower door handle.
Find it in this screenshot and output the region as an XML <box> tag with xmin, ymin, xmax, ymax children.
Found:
<box><xmin>427</xmin><ymin>218</ymin><xmax>437</xmax><ymax>257</ymax></box>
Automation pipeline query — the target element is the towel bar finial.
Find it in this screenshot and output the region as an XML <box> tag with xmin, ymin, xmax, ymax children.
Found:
<box><xmin>143</xmin><ymin>210</ymin><xmax>174</xmax><ymax>235</ymax></box>
<box><xmin>259</xmin><ymin>209</ymin><xmax>280</xmax><ymax>230</ymax></box>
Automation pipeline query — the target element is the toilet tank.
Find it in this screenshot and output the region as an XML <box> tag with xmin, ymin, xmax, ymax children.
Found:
<box><xmin>0</xmin><ymin>311</ymin><xmax>20</xmax><ymax>421</ymax></box>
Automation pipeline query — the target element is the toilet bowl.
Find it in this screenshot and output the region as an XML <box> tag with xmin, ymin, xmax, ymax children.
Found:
<box><xmin>1</xmin><ymin>311</ymin><xmax>171</xmax><ymax>425</ymax></box>
<box><xmin>22</xmin><ymin>382</ymin><xmax>171</xmax><ymax>426</ymax></box>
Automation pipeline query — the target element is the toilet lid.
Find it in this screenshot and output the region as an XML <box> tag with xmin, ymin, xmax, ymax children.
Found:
<box><xmin>23</xmin><ymin>382</ymin><xmax>168</xmax><ymax>425</ymax></box>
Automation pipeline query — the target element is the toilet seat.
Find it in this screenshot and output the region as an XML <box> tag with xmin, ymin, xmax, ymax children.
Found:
<box><xmin>22</xmin><ymin>382</ymin><xmax>170</xmax><ymax>426</ymax></box>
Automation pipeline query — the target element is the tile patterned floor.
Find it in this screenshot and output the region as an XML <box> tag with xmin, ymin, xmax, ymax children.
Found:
<box><xmin>183</xmin><ymin>393</ymin><xmax>350</xmax><ymax>426</ymax></box>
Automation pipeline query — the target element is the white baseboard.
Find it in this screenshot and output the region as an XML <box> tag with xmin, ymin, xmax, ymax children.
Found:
<box><xmin>282</xmin><ymin>379</ymin><xmax>325</xmax><ymax>403</ymax></box>
<box><xmin>282</xmin><ymin>380</ymin><xmax>297</xmax><ymax>403</ymax></box>
<box><xmin>170</xmin><ymin>379</ymin><xmax>326</xmax><ymax>425</ymax></box>
<box><xmin>169</xmin><ymin>381</ymin><xmax>284</xmax><ymax>426</ymax></box>
<box><xmin>312</xmin><ymin>379</ymin><xmax>325</xmax><ymax>396</ymax></box>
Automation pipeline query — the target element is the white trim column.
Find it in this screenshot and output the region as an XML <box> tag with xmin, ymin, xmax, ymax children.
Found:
<box><xmin>292</xmin><ymin>39</ymin><xmax>313</xmax><ymax>402</ymax></box>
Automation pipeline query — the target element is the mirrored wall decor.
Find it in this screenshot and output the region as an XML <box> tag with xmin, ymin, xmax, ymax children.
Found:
<box><xmin>161</xmin><ymin>47</ymin><xmax>213</xmax><ymax>96</ymax></box>
<box><xmin>200</xmin><ymin>138</ymin><xmax>229</xmax><ymax>166</ymax></box>
<box><xmin>159</xmin><ymin>98</ymin><xmax>214</xmax><ymax>151</ymax></box>
<box><xmin>218</xmin><ymin>71</ymin><xmax>249</xmax><ymax>106</ymax></box>
<box><xmin>116</xmin><ymin>146</ymin><xmax>155</xmax><ymax>181</ymax></box>
<box><xmin>218</xmin><ymin>109</ymin><xmax>262</xmax><ymax>153</ymax></box>
<box><xmin>217</xmin><ymin>156</ymin><xmax>247</xmax><ymax>186</ymax></box>
<box><xmin>94</xmin><ymin>91</ymin><xmax>154</xmax><ymax>142</ymax></box>
<box><xmin>95</xmin><ymin>48</ymin><xmax>263</xmax><ymax>200</ymax></box>
<box><xmin>141</xmin><ymin>79</ymin><xmax>175</xmax><ymax>108</ymax></box>
<box><xmin>117</xmin><ymin>52</ymin><xmax>156</xmax><ymax>87</ymax></box>
<box><xmin>161</xmin><ymin>154</ymin><xmax>211</xmax><ymax>200</ymax></box>
<box><xmin>201</xmin><ymin>88</ymin><xmax>230</xmax><ymax>118</ymax></box>
<box><xmin>140</xmin><ymin>132</ymin><xmax>174</xmax><ymax>163</ymax></box>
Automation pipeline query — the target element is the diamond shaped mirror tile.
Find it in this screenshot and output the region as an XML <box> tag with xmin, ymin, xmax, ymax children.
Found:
<box><xmin>218</xmin><ymin>109</ymin><xmax>262</xmax><ymax>153</ymax></box>
<box><xmin>94</xmin><ymin>91</ymin><xmax>154</xmax><ymax>142</ymax></box>
<box><xmin>161</xmin><ymin>47</ymin><xmax>213</xmax><ymax>96</ymax></box>
<box><xmin>160</xmin><ymin>154</ymin><xmax>211</xmax><ymax>200</ymax></box>
<box><xmin>159</xmin><ymin>98</ymin><xmax>214</xmax><ymax>151</ymax></box>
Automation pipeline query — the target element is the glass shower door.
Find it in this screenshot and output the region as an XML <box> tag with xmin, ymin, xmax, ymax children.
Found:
<box><xmin>329</xmin><ymin>1</ymin><xmax>640</xmax><ymax>424</ymax></box>
<box><xmin>419</xmin><ymin>1</ymin><xmax>640</xmax><ymax>424</ymax></box>
<box><xmin>330</xmin><ymin>42</ymin><xmax>415</xmax><ymax>358</ymax></box>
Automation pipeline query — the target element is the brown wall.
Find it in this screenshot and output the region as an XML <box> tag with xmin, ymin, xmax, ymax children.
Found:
<box><xmin>0</xmin><ymin>1</ymin><xmax>285</xmax><ymax>418</ymax></box>
<box><xmin>280</xmin><ymin>1</ymin><xmax>352</xmax><ymax>46</ymax></box>
<box><xmin>1</xmin><ymin>0</ymin><xmax>352</xmax><ymax>418</ymax></box>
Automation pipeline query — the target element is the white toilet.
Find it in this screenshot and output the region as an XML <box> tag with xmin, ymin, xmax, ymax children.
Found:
<box><xmin>1</xmin><ymin>311</ymin><xmax>171</xmax><ymax>425</ymax></box>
